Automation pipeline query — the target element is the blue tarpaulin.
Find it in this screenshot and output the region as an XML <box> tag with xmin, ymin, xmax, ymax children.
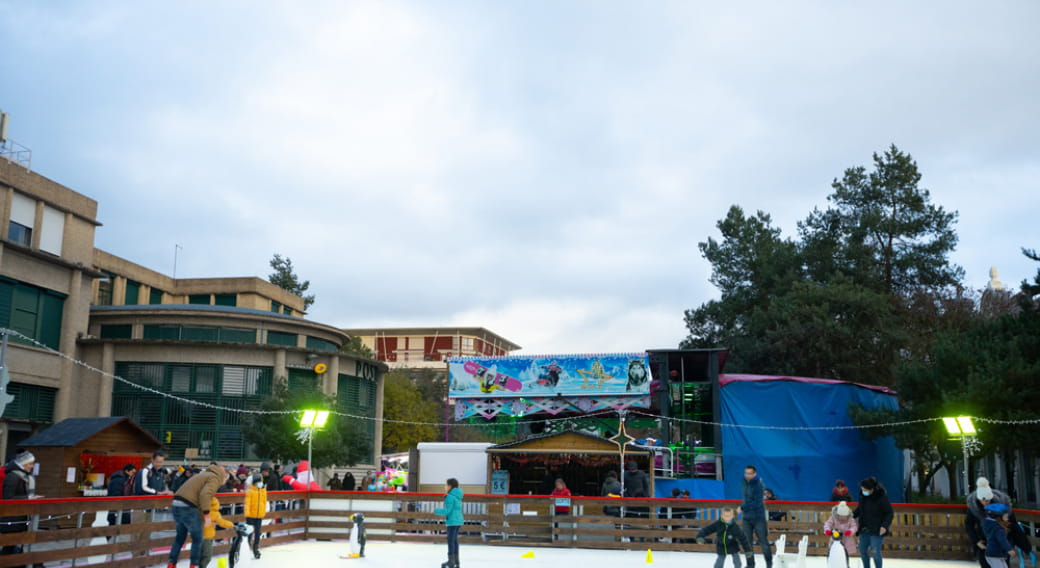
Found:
<box><xmin>654</xmin><ymin>478</ymin><xmax>726</xmax><ymax>500</ymax></box>
<box><xmin>720</xmin><ymin>375</ymin><xmax>903</xmax><ymax>503</ymax></box>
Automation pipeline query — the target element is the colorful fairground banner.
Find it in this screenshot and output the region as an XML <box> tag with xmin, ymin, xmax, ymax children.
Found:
<box><xmin>447</xmin><ymin>353</ymin><xmax>652</xmax><ymax>398</ymax></box>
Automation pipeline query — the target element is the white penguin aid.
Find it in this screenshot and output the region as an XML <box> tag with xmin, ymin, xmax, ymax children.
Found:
<box><xmin>340</xmin><ymin>512</ymin><xmax>366</xmax><ymax>559</ymax></box>
<box><xmin>828</xmin><ymin>530</ymin><xmax>848</xmax><ymax>568</ymax></box>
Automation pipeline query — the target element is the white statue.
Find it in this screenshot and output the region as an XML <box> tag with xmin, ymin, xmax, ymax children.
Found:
<box><xmin>987</xmin><ymin>266</ymin><xmax>1005</xmax><ymax>291</ymax></box>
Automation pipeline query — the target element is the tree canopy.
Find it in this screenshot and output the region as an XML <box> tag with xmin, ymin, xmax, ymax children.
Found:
<box><xmin>682</xmin><ymin>145</ymin><xmax>1040</xmax><ymax>498</ymax></box>
<box><xmin>268</xmin><ymin>253</ymin><xmax>316</xmax><ymax>310</ymax></box>
<box><xmin>243</xmin><ymin>381</ymin><xmax>370</xmax><ymax>469</ymax></box>
<box><xmin>683</xmin><ymin>145</ymin><xmax>960</xmax><ymax>386</ymax></box>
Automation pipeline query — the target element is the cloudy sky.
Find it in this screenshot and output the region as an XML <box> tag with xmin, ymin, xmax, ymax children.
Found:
<box><xmin>1</xmin><ymin>1</ymin><xmax>1037</xmax><ymax>354</ymax></box>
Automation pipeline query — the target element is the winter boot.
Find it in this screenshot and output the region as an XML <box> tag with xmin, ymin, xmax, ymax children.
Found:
<box><xmin>441</xmin><ymin>556</ymin><xmax>451</xmax><ymax>568</ymax></box>
<box><xmin>451</xmin><ymin>553</ymin><xmax>460</xmax><ymax>568</ymax></box>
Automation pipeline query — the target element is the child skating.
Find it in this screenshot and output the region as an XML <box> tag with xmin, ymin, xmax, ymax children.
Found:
<box><xmin>698</xmin><ymin>507</ymin><xmax>755</xmax><ymax>568</ymax></box>
<box><xmin>823</xmin><ymin>501</ymin><xmax>858</xmax><ymax>568</ymax></box>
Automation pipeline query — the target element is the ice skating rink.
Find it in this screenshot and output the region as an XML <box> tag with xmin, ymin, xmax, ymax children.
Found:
<box><xmin>189</xmin><ymin>540</ymin><xmax>981</xmax><ymax>568</ymax></box>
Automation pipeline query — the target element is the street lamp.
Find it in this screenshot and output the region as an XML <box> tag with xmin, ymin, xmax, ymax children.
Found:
<box><xmin>300</xmin><ymin>410</ymin><xmax>330</xmax><ymax>472</ymax></box>
<box><xmin>944</xmin><ymin>416</ymin><xmax>977</xmax><ymax>497</ymax></box>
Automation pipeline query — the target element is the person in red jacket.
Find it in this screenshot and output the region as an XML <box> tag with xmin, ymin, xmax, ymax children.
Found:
<box><xmin>551</xmin><ymin>479</ymin><xmax>572</xmax><ymax>515</ymax></box>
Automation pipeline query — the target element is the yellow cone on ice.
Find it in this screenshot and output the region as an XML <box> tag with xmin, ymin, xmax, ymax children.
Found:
<box><xmin>217</xmin><ymin>558</ymin><xmax>228</xmax><ymax>568</ymax></box>
<box><xmin>646</xmin><ymin>549</ymin><xmax>653</xmax><ymax>563</ymax></box>
<box><xmin>522</xmin><ymin>550</ymin><xmax>536</xmax><ymax>559</ymax></box>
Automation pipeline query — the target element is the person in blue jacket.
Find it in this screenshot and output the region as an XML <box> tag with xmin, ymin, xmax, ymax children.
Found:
<box><xmin>982</xmin><ymin>503</ymin><xmax>1016</xmax><ymax>568</ymax></box>
<box><xmin>738</xmin><ymin>465</ymin><xmax>772</xmax><ymax>568</ymax></box>
<box><xmin>434</xmin><ymin>478</ymin><xmax>464</xmax><ymax>568</ymax></box>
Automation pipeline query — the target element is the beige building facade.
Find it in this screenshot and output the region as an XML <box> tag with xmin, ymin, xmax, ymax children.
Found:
<box><xmin>0</xmin><ymin>160</ymin><xmax>102</xmax><ymax>461</ymax></box>
<box><xmin>0</xmin><ymin>159</ymin><xmax>386</xmax><ymax>468</ymax></box>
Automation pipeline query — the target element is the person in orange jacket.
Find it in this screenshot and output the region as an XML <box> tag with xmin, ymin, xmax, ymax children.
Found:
<box><xmin>200</xmin><ymin>495</ymin><xmax>235</xmax><ymax>568</ymax></box>
<box><xmin>244</xmin><ymin>473</ymin><xmax>268</xmax><ymax>559</ymax></box>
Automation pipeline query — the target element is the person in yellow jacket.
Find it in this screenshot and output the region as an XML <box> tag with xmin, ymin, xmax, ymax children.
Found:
<box><xmin>244</xmin><ymin>473</ymin><xmax>268</xmax><ymax>559</ymax></box>
<box><xmin>200</xmin><ymin>495</ymin><xmax>235</xmax><ymax>568</ymax></box>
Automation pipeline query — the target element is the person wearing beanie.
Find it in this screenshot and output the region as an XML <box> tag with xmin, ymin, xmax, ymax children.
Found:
<box><xmin>824</xmin><ymin>501</ymin><xmax>859</xmax><ymax>567</ymax></box>
<box><xmin>967</xmin><ymin>478</ymin><xmax>1032</xmax><ymax>568</ymax></box>
<box><xmin>244</xmin><ymin>472</ymin><xmax>268</xmax><ymax>559</ymax></box>
<box><xmin>982</xmin><ymin>503</ymin><xmax>1015</xmax><ymax>568</ymax></box>
<box><xmin>1</xmin><ymin>452</ymin><xmax>41</xmax><ymax>555</ymax></box>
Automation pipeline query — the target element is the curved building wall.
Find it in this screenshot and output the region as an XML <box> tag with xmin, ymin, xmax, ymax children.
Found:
<box><xmin>78</xmin><ymin>305</ymin><xmax>385</xmax><ymax>466</ymax></box>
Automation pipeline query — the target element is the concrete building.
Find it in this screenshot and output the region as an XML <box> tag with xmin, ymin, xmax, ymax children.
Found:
<box><xmin>343</xmin><ymin>327</ymin><xmax>521</xmax><ymax>371</ymax></box>
<box><xmin>0</xmin><ymin>159</ymin><xmax>102</xmax><ymax>461</ymax></box>
<box><xmin>79</xmin><ymin>252</ymin><xmax>386</xmax><ymax>465</ymax></box>
<box><xmin>0</xmin><ymin>158</ymin><xmax>386</xmax><ymax>469</ymax></box>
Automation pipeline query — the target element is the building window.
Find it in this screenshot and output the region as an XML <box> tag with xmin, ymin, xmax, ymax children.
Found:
<box><xmin>288</xmin><ymin>368</ymin><xmax>320</xmax><ymax>393</ymax></box>
<box><xmin>1</xmin><ymin>382</ymin><xmax>57</xmax><ymax>423</ymax></box>
<box><xmin>337</xmin><ymin>373</ymin><xmax>377</xmax><ymax>464</ymax></box>
<box><xmin>461</xmin><ymin>337</ymin><xmax>475</xmax><ymax>351</ymax></box>
<box><xmin>100</xmin><ymin>324</ymin><xmax>132</xmax><ymax>339</ymax></box>
<box><xmin>0</xmin><ymin>278</ymin><xmax>65</xmax><ymax>350</ymax></box>
<box><xmin>149</xmin><ymin>288</ymin><xmax>164</xmax><ymax>305</ymax></box>
<box><xmin>8</xmin><ymin>192</ymin><xmax>35</xmax><ymax>248</ymax></box>
<box><xmin>143</xmin><ymin>324</ymin><xmax>180</xmax><ymax>340</ymax></box>
<box><xmin>124</xmin><ymin>280</ymin><xmax>140</xmax><ymax>305</ymax></box>
<box><xmin>282</xmin><ymin>305</ymin><xmax>292</xmax><ymax>316</ymax></box>
<box><xmin>213</xmin><ymin>293</ymin><xmax>237</xmax><ymax>307</ymax></box>
<box><xmin>112</xmin><ymin>362</ymin><xmax>273</xmax><ymax>460</ymax></box>
<box><xmin>181</xmin><ymin>326</ymin><xmax>219</xmax><ymax>342</ymax></box>
<box><xmin>266</xmin><ymin>330</ymin><xmax>297</xmax><ymax>347</ymax></box>
<box><xmin>96</xmin><ymin>271</ymin><xmax>114</xmax><ymax>306</ymax></box>
<box><xmin>188</xmin><ymin>294</ymin><xmax>211</xmax><ymax>305</ymax></box>
<box><xmin>218</xmin><ymin>328</ymin><xmax>255</xmax><ymax>344</ymax></box>
<box><xmin>271</xmin><ymin>300</ymin><xmax>281</xmax><ymax>313</ymax></box>
<box><xmin>306</xmin><ymin>336</ymin><xmax>339</xmax><ymax>352</ymax></box>
<box><xmin>7</xmin><ymin>221</ymin><xmax>31</xmax><ymax>247</ymax></box>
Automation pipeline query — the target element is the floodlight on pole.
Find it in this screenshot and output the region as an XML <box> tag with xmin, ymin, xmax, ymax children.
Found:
<box><xmin>944</xmin><ymin>416</ymin><xmax>977</xmax><ymax>497</ymax></box>
<box><xmin>299</xmin><ymin>409</ymin><xmax>331</xmax><ymax>471</ymax></box>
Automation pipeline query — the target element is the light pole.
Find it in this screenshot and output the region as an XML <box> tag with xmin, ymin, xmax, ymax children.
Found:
<box><xmin>300</xmin><ymin>410</ymin><xmax>330</xmax><ymax>471</ymax></box>
<box><xmin>944</xmin><ymin>416</ymin><xmax>977</xmax><ymax>497</ymax></box>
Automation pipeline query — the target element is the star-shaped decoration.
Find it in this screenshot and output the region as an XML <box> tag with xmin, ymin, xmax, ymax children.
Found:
<box><xmin>609</xmin><ymin>418</ymin><xmax>637</xmax><ymax>462</ymax></box>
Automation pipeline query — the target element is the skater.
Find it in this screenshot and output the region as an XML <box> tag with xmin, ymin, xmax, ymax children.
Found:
<box><xmin>738</xmin><ymin>465</ymin><xmax>772</xmax><ymax>568</ymax></box>
<box><xmin>967</xmin><ymin>478</ymin><xmax>1032</xmax><ymax>568</ymax></box>
<box><xmin>167</xmin><ymin>463</ymin><xmax>228</xmax><ymax>568</ymax></box>
<box><xmin>823</xmin><ymin>501</ymin><xmax>858</xmax><ymax>568</ymax></box>
<box><xmin>852</xmin><ymin>477</ymin><xmax>893</xmax><ymax>568</ymax></box>
<box><xmin>983</xmin><ymin>503</ymin><xmax>1016</xmax><ymax>568</ymax></box>
<box><xmin>199</xmin><ymin>494</ymin><xmax>235</xmax><ymax>568</ymax></box>
<box><xmin>697</xmin><ymin>507</ymin><xmax>755</xmax><ymax>568</ymax></box>
<box><xmin>244</xmin><ymin>473</ymin><xmax>267</xmax><ymax>559</ymax></box>
<box><xmin>434</xmin><ymin>477</ymin><xmax>464</xmax><ymax>568</ymax></box>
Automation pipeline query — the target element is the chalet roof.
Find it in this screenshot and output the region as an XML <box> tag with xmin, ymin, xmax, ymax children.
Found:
<box><xmin>19</xmin><ymin>417</ymin><xmax>162</xmax><ymax>448</ymax></box>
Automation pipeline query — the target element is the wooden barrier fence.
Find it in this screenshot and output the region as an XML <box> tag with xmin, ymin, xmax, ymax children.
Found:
<box><xmin>2</xmin><ymin>492</ymin><xmax>1037</xmax><ymax>566</ymax></box>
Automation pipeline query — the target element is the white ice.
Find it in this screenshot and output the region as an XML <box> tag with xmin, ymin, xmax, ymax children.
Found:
<box><xmin>171</xmin><ymin>540</ymin><xmax>981</xmax><ymax>568</ymax></box>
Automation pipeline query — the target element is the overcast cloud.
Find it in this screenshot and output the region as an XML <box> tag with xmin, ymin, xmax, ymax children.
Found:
<box><xmin>1</xmin><ymin>1</ymin><xmax>1037</xmax><ymax>353</ymax></box>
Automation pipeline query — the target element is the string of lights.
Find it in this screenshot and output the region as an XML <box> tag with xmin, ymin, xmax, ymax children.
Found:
<box><xmin>3</xmin><ymin>328</ymin><xmax>1038</xmax><ymax>431</ymax></box>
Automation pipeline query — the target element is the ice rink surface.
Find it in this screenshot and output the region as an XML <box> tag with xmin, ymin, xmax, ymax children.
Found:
<box><xmin>189</xmin><ymin>540</ymin><xmax>982</xmax><ymax>568</ymax></box>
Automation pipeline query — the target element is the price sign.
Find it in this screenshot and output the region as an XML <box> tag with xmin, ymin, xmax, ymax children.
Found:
<box><xmin>491</xmin><ymin>470</ymin><xmax>509</xmax><ymax>495</ymax></box>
